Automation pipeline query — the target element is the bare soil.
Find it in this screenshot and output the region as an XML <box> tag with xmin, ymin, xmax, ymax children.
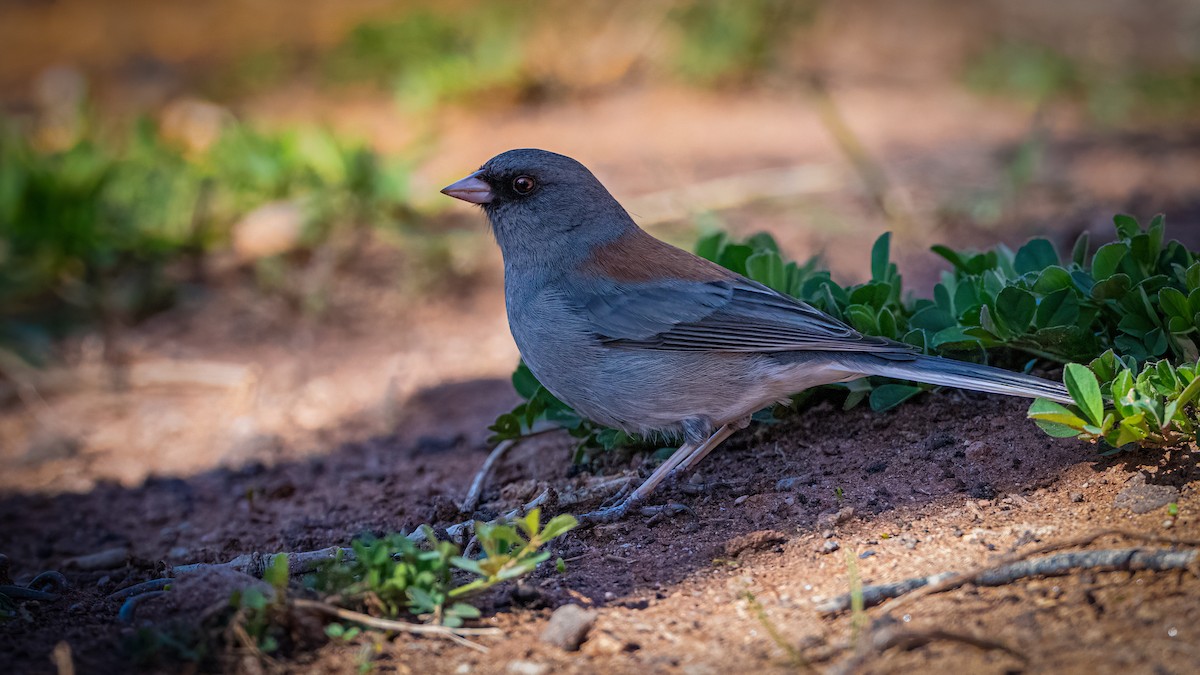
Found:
<box><xmin>4</xmin><ymin>74</ymin><xmax>1200</xmax><ymax>674</ymax></box>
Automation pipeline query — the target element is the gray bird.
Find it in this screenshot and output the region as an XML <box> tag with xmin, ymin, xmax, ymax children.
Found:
<box><xmin>442</xmin><ymin>149</ymin><xmax>1071</xmax><ymax>522</ymax></box>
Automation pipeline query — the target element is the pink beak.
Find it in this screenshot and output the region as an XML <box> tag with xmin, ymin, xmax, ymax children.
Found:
<box><xmin>440</xmin><ymin>170</ymin><xmax>494</xmax><ymax>204</ymax></box>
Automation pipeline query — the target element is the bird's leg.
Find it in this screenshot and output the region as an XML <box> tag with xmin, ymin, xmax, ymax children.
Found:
<box><xmin>670</xmin><ymin>416</ymin><xmax>751</xmax><ymax>479</ymax></box>
<box><xmin>579</xmin><ymin>423</ymin><xmax>735</xmax><ymax>524</ymax></box>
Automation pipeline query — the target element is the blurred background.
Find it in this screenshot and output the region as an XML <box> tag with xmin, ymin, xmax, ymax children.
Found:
<box><xmin>2</xmin><ymin>0</ymin><xmax>1199</xmax><ymax>492</ymax></box>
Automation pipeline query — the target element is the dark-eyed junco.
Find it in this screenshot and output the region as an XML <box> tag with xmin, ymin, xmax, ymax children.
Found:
<box><xmin>442</xmin><ymin>149</ymin><xmax>1071</xmax><ymax>522</ymax></box>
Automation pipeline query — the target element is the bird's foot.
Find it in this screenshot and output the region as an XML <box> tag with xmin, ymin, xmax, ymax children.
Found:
<box><xmin>578</xmin><ymin>493</ymin><xmax>645</xmax><ymax>524</ymax></box>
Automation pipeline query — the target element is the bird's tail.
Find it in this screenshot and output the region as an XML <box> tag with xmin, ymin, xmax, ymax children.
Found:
<box><xmin>848</xmin><ymin>352</ymin><xmax>1073</xmax><ymax>405</ymax></box>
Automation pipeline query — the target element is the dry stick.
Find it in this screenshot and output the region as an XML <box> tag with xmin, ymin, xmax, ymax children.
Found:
<box><xmin>873</xmin><ymin>627</ymin><xmax>1026</xmax><ymax>659</ymax></box>
<box><xmin>881</xmin><ymin>528</ymin><xmax>1200</xmax><ymax>614</ymax></box>
<box><xmin>803</xmin><ymin>74</ymin><xmax>915</xmax><ymax>237</ymax></box>
<box><xmin>291</xmin><ymin>599</ymin><xmax>500</xmax><ymax>652</ymax></box>
<box><xmin>815</xmin><ymin>528</ymin><xmax>1200</xmax><ymax>614</ymax></box>
<box><xmin>828</xmin><ymin>625</ymin><xmax>1025</xmax><ymax>675</ymax></box>
<box><xmin>460</xmin><ymin>439</ymin><xmax>520</xmax><ymax>514</ymax></box>
<box><xmin>459</xmin><ymin>424</ymin><xmax>561</xmax><ymax>515</ymax></box>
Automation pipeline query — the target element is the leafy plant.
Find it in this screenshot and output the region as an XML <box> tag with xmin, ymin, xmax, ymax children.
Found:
<box><xmin>491</xmin><ymin>213</ymin><xmax>1200</xmax><ymax>455</ymax></box>
<box><xmin>309</xmin><ymin>509</ymin><xmax>577</xmax><ymax>627</ymax></box>
<box><xmin>1029</xmin><ymin>353</ymin><xmax>1200</xmax><ymax>449</ymax></box>
<box><xmin>0</xmin><ymin>110</ymin><xmax>413</xmax><ymax>364</ymax></box>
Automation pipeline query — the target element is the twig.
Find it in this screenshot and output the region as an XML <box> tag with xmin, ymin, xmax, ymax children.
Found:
<box><xmin>460</xmin><ymin>439</ymin><xmax>520</xmax><ymax>514</ymax></box>
<box><xmin>427</xmin><ymin>488</ymin><xmax>553</xmax><ymax>543</ymax></box>
<box><xmin>460</xmin><ymin>425</ymin><xmax>564</xmax><ymax>514</ymax></box>
<box><xmin>291</xmin><ymin>598</ymin><xmax>500</xmax><ymax>652</ymax></box>
<box><xmin>816</xmin><ymin>547</ymin><xmax>1197</xmax><ymax>614</ymax></box>
<box><xmin>884</xmin><ymin>528</ymin><xmax>1200</xmax><ymax>613</ymax></box>
<box><xmin>108</xmin><ymin>578</ymin><xmax>173</xmax><ymax>602</ymax></box>
<box><xmin>118</xmin><ymin>591</ymin><xmax>168</xmax><ymax>623</ymax></box>
<box><xmin>802</xmin><ymin>74</ymin><xmax>914</xmax><ymax>236</ymax></box>
<box><xmin>874</xmin><ymin>626</ymin><xmax>1026</xmax><ymax>658</ymax></box>
<box><xmin>171</xmin><ymin>546</ymin><xmax>349</xmax><ymax>577</ymax></box>
<box><xmin>828</xmin><ymin>622</ymin><xmax>1025</xmax><ymax>675</ymax></box>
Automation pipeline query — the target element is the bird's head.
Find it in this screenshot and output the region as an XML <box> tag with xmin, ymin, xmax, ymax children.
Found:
<box><xmin>441</xmin><ymin>149</ymin><xmax>634</xmax><ymax>265</ymax></box>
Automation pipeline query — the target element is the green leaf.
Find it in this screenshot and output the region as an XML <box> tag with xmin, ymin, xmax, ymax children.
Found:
<box><xmin>869</xmin><ymin>384</ymin><xmax>923</xmax><ymax>411</ymax></box>
<box><xmin>1028</xmin><ymin>398</ymin><xmax>1089</xmax><ymax>429</ymax></box>
<box><xmin>745</xmin><ymin>251</ymin><xmax>788</xmax><ymax>293</ymax></box>
<box><xmin>871</xmin><ymin>233</ymin><xmax>892</xmax><ymax>282</ymax></box>
<box><xmin>1091</xmin><ymin>273</ymin><xmax>1131</xmax><ymax>300</ymax></box>
<box><xmin>1014</xmin><ymin>238</ymin><xmax>1058</xmax><ymax>274</ymax></box>
<box><xmin>1159</xmin><ymin>287</ymin><xmax>1190</xmax><ymax>320</ymax></box>
<box><xmin>1064</xmin><ymin>363</ymin><xmax>1104</xmax><ymax>426</ymax></box>
<box><xmin>746</xmin><ymin>232</ymin><xmax>781</xmax><ymax>253</ymax></box>
<box><xmin>1091</xmin><ymin>242</ymin><xmax>1129</xmax><ymax>279</ymax></box>
<box><xmin>512</xmin><ymin>362</ymin><xmax>540</xmax><ymax>400</ymax></box>
<box><xmin>995</xmin><ymin>286</ymin><xmax>1036</xmax><ymax>334</ymax></box>
<box><xmin>263</xmin><ymin>552</ymin><xmax>290</xmax><ymax>592</ymax></box>
<box><xmin>1032</xmin><ymin>266</ymin><xmax>1073</xmax><ymax>294</ymax></box>
<box><xmin>694</xmin><ymin>231</ymin><xmax>727</xmax><ymax>262</ymax></box>
<box><xmin>1035</xmin><ymin>418</ymin><xmax>1087</xmax><ymax>438</ymax></box>
<box><xmin>931</xmin><ymin>245</ymin><xmax>970</xmax><ymax>273</ymax></box>
<box><xmin>1113</xmin><ymin>213</ymin><xmax>1141</xmax><ymax>239</ymax></box>
<box><xmin>910</xmin><ymin>306</ymin><xmax>956</xmax><ymax>332</ymax></box>
<box><xmin>1035</xmin><ymin>288</ymin><xmax>1080</xmax><ymax>328</ymax></box>
<box><xmin>539</xmin><ymin>514</ymin><xmax>579</xmax><ymax>541</ymax></box>
<box><xmin>717</xmin><ymin>244</ymin><xmax>754</xmax><ymax>275</ymax></box>
<box><xmin>929</xmin><ymin>326</ymin><xmax>982</xmax><ymax>350</ymax></box>
<box><xmin>1176</xmin><ymin>371</ymin><xmax>1200</xmax><ymax>408</ymax></box>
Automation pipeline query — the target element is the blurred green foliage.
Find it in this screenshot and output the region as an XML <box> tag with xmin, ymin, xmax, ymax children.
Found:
<box><xmin>966</xmin><ymin>41</ymin><xmax>1200</xmax><ymax>122</ymax></box>
<box><xmin>323</xmin><ymin>5</ymin><xmax>527</xmax><ymax>109</ymax></box>
<box><xmin>669</xmin><ymin>0</ymin><xmax>820</xmax><ymax>85</ymax></box>
<box><xmin>0</xmin><ymin>113</ymin><xmax>411</xmax><ymax>362</ymax></box>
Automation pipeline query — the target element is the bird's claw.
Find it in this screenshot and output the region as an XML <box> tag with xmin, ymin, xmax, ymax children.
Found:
<box><xmin>579</xmin><ymin>493</ymin><xmax>644</xmax><ymax>524</ymax></box>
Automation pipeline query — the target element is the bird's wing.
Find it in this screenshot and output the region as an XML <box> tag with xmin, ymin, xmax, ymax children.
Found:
<box><xmin>580</xmin><ymin>277</ymin><xmax>911</xmax><ymax>353</ymax></box>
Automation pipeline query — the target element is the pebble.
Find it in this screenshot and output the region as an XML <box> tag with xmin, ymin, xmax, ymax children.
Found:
<box><xmin>819</xmin><ymin>541</ymin><xmax>840</xmax><ymax>554</ymax></box>
<box><xmin>581</xmin><ymin>631</ymin><xmax>624</xmax><ymax>656</ymax></box>
<box><xmin>1114</xmin><ymin>474</ymin><xmax>1179</xmax><ymax>514</ymax></box>
<box><xmin>775</xmin><ymin>476</ymin><xmax>805</xmax><ymax>491</ymax></box>
<box><xmin>540</xmin><ymin>604</ymin><xmax>597</xmax><ymax>651</ymax></box>
<box><xmin>506</xmin><ymin>661</ymin><xmax>548</xmax><ymax>675</ymax></box>
<box><xmin>1070</xmin><ymin>492</ymin><xmax>1085</xmax><ymax>503</ymax></box>
<box><xmin>733</xmin><ymin>495</ymin><xmax>749</xmax><ymax>506</ymax></box>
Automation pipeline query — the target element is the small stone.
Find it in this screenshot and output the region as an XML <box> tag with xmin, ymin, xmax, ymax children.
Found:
<box><xmin>817</xmin><ymin>507</ymin><xmax>855</xmax><ymax>530</ymax></box>
<box><xmin>455</xmin><ymin>664</ymin><xmax>472</xmax><ymax>675</ymax></box>
<box><xmin>819</xmin><ymin>540</ymin><xmax>840</xmax><ymax>554</ymax></box>
<box><xmin>1070</xmin><ymin>492</ymin><xmax>1085</xmax><ymax>503</ymax></box>
<box><xmin>581</xmin><ymin>631</ymin><xmax>624</xmax><ymax>656</ymax></box>
<box><xmin>822</xmin><ymin>529</ymin><xmax>835</xmax><ymax>539</ymax></box>
<box><xmin>724</xmin><ymin>530</ymin><xmax>788</xmax><ymax>557</ymax></box>
<box><xmin>1114</xmin><ymin>474</ymin><xmax>1179</xmax><ymax>514</ymax></box>
<box><xmin>1163</xmin><ymin>519</ymin><xmax>1174</xmax><ymax>529</ymax></box>
<box><xmin>540</xmin><ymin>604</ymin><xmax>597</xmax><ymax>651</ymax></box>
<box><xmin>858</xmin><ymin>550</ymin><xmax>876</xmax><ymax>559</ymax></box>
<box><xmin>775</xmin><ymin>476</ymin><xmax>804</xmax><ymax>491</ymax></box>
<box><xmin>733</xmin><ymin>495</ymin><xmax>749</xmax><ymax>506</ymax></box>
<box><xmin>506</xmin><ymin>661</ymin><xmax>549</xmax><ymax>675</ymax></box>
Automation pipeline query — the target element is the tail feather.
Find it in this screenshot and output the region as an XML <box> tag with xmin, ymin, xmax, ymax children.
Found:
<box><xmin>849</xmin><ymin>353</ymin><xmax>1073</xmax><ymax>405</ymax></box>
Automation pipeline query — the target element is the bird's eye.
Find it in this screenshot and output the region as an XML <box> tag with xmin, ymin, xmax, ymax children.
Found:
<box><xmin>512</xmin><ymin>175</ymin><xmax>536</xmax><ymax>195</ymax></box>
